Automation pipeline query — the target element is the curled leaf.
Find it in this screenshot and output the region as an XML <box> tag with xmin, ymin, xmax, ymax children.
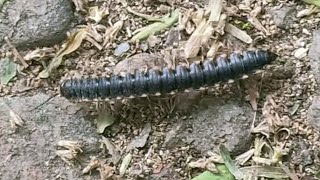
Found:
<box><xmin>96</xmin><ymin>111</ymin><xmax>115</xmax><ymax>134</ymax></box>
<box><xmin>39</xmin><ymin>28</ymin><xmax>88</xmax><ymax>78</ymax></box>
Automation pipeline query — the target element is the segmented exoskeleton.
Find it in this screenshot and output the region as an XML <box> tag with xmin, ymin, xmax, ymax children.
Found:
<box><xmin>60</xmin><ymin>50</ymin><xmax>277</xmax><ymax>101</ymax></box>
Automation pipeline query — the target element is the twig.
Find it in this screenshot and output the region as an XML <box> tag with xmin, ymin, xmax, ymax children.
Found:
<box><xmin>4</xmin><ymin>37</ymin><xmax>29</xmax><ymax>69</ymax></box>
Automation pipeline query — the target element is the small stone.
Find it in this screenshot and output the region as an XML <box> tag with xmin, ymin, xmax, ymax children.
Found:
<box><xmin>270</xmin><ymin>6</ymin><xmax>296</xmax><ymax>29</ymax></box>
<box><xmin>114</xmin><ymin>42</ymin><xmax>130</xmax><ymax>56</ymax></box>
<box><xmin>294</xmin><ymin>48</ymin><xmax>308</xmax><ymax>59</ymax></box>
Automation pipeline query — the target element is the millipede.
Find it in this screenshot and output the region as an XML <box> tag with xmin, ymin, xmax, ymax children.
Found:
<box><xmin>60</xmin><ymin>50</ymin><xmax>277</xmax><ymax>101</ymax></box>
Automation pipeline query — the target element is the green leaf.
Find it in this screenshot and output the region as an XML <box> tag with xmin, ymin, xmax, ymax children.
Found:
<box><xmin>96</xmin><ymin>111</ymin><xmax>115</xmax><ymax>134</ymax></box>
<box><xmin>0</xmin><ymin>58</ymin><xmax>17</xmax><ymax>85</ymax></box>
<box><xmin>303</xmin><ymin>0</ymin><xmax>320</xmax><ymax>7</ymax></box>
<box><xmin>219</xmin><ymin>144</ymin><xmax>244</xmax><ymax>179</ymax></box>
<box><xmin>192</xmin><ymin>165</ymin><xmax>235</xmax><ymax>180</ymax></box>
<box><xmin>130</xmin><ymin>10</ymin><xmax>179</xmax><ymax>42</ymax></box>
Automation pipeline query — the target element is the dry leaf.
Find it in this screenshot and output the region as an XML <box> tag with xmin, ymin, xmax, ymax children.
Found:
<box><xmin>206</xmin><ymin>41</ymin><xmax>223</xmax><ymax>58</ymax></box>
<box><xmin>239</xmin><ymin>166</ymin><xmax>289</xmax><ymax>179</ymax></box>
<box><xmin>126</xmin><ymin>122</ymin><xmax>152</xmax><ymax>152</ymax></box>
<box><xmin>96</xmin><ymin>111</ymin><xmax>115</xmax><ymax>134</ymax></box>
<box><xmin>56</xmin><ymin>140</ymin><xmax>83</xmax><ymax>153</ymax></box>
<box><xmin>191</xmin><ymin>9</ymin><xmax>204</xmax><ymax>27</ymax></box>
<box><xmin>23</xmin><ymin>47</ymin><xmax>56</xmax><ymax>61</ymax></box>
<box><xmin>98</xmin><ymin>164</ymin><xmax>115</xmax><ymax>180</ymax></box>
<box><xmin>101</xmin><ymin>137</ymin><xmax>121</xmax><ymax>164</ymax></box>
<box><xmin>297</xmin><ymin>5</ymin><xmax>320</xmax><ymax>17</ymax></box>
<box><xmin>82</xmin><ymin>156</ymin><xmax>100</xmax><ymax>174</ymax></box>
<box><xmin>235</xmin><ymin>149</ymin><xmax>255</xmax><ymax>165</ymax></box>
<box><xmin>39</xmin><ymin>28</ymin><xmax>88</xmax><ymax>78</ymax></box>
<box><xmin>119</xmin><ymin>153</ymin><xmax>132</xmax><ymax>176</ymax></box>
<box><xmin>9</xmin><ymin>109</ymin><xmax>24</xmax><ymax>128</ymax></box>
<box><xmin>88</xmin><ymin>6</ymin><xmax>109</xmax><ymax>23</ymax></box>
<box><xmin>215</xmin><ymin>13</ymin><xmax>227</xmax><ymax>35</ymax></box>
<box><xmin>225</xmin><ymin>23</ymin><xmax>253</xmax><ymax>44</ymax></box>
<box><xmin>178</xmin><ymin>9</ymin><xmax>193</xmax><ymax>31</ymax></box>
<box><xmin>103</xmin><ymin>21</ymin><xmax>123</xmax><ymax>47</ymax></box>
<box><xmin>56</xmin><ymin>149</ymin><xmax>78</xmax><ymax>166</ymax></box>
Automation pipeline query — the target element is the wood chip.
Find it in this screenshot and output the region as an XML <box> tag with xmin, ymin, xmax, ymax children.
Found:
<box><xmin>207</xmin><ymin>0</ymin><xmax>223</xmax><ymax>24</ymax></box>
<box><xmin>225</xmin><ymin>23</ymin><xmax>253</xmax><ymax>44</ymax></box>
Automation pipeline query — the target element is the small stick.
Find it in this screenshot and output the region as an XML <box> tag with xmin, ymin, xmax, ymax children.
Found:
<box><xmin>4</xmin><ymin>37</ymin><xmax>29</xmax><ymax>68</ymax></box>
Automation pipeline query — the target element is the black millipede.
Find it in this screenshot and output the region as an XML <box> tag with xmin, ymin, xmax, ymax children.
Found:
<box><xmin>60</xmin><ymin>50</ymin><xmax>277</xmax><ymax>101</ymax></box>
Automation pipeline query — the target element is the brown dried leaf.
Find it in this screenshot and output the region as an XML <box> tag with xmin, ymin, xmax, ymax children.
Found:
<box><xmin>101</xmin><ymin>137</ymin><xmax>121</xmax><ymax>164</ymax></box>
<box><xmin>39</xmin><ymin>28</ymin><xmax>88</xmax><ymax>78</ymax></box>
<box><xmin>88</xmin><ymin>6</ymin><xmax>109</xmax><ymax>23</ymax></box>
<box><xmin>9</xmin><ymin>109</ymin><xmax>24</xmax><ymax>128</ymax></box>
<box><xmin>297</xmin><ymin>5</ymin><xmax>320</xmax><ymax>17</ymax></box>
<box><xmin>56</xmin><ymin>140</ymin><xmax>83</xmax><ymax>153</ymax></box>
<box><xmin>215</xmin><ymin>13</ymin><xmax>227</xmax><ymax>35</ymax></box>
<box><xmin>178</xmin><ymin>9</ymin><xmax>193</xmax><ymax>31</ymax></box>
<box><xmin>235</xmin><ymin>149</ymin><xmax>255</xmax><ymax>165</ymax></box>
<box><xmin>82</xmin><ymin>156</ymin><xmax>100</xmax><ymax>174</ymax></box>
<box><xmin>23</xmin><ymin>47</ymin><xmax>56</xmax><ymax>61</ymax></box>
<box><xmin>98</xmin><ymin>164</ymin><xmax>115</xmax><ymax>180</ymax></box>
<box><xmin>56</xmin><ymin>149</ymin><xmax>78</xmax><ymax>166</ymax></box>
<box><xmin>188</xmin><ymin>158</ymin><xmax>218</xmax><ymax>173</ymax></box>
<box><xmin>191</xmin><ymin>9</ymin><xmax>204</xmax><ymax>27</ymax></box>
<box><xmin>207</xmin><ymin>41</ymin><xmax>223</xmax><ymax>58</ymax></box>
<box><xmin>225</xmin><ymin>23</ymin><xmax>252</xmax><ymax>44</ymax></box>
<box><xmin>103</xmin><ymin>21</ymin><xmax>123</xmax><ymax>47</ymax></box>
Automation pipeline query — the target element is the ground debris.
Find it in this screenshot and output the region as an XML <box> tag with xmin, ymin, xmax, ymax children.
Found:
<box><xmin>126</xmin><ymin>122</ymin><xmax>151</xmax><ymax>152</ymax></box>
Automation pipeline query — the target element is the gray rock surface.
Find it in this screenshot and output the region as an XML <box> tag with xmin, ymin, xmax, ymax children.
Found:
<box><xmin>164</xmin><ymin>97</ymin><xmax>254</xmax><ymax>155</ymax></box>
<box><xmin>0</xmin><ymin>93</ymin><xmax>101</xmax><ymax>179</ymax></box>
<box><xmin>307</xmin><ymin>96</ymin><xmax>320</xmax><ymax>131</ymax></box>
<box><xmin>0</xmin><ymin>0</ymin><xmax>75</xmax><ymax>49</ymax></box>
<box><xmin>271</xmin><ymin>6</ymin><xmax>296</xmax><ymax>29</ymax></box>
<box><xmin>309</xmin><ymin>30</ymin><xmax>320</xmax><ymax>84</ymax></box>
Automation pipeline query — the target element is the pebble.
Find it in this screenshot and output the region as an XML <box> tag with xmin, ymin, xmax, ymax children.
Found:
<box><xmin>114</xmin><ymin>42</ymin><xmax>130</xmax><ymax>56</ymax></box>
<box><xmin>294</xmin><ymin>47</ymin><xmax>308</xmax><ymax>59</ymax></box>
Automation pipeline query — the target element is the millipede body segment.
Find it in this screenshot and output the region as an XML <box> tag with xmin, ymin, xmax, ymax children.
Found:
<box><xmin>60</xmin><ymin>50</ymin><xmax>277</xmax><ymax>100</ymax></box>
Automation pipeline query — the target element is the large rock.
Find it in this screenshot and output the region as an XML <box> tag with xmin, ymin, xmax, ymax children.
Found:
<box><xmin>0</xmin><ymin>0</ymin><xmax>75</xmax><ymax>49</ymax></box>
<box><xmin>307</xmin><ymin>96</ymin><xmax>320</xmax><ymax>131</ymax></box>
<box><xmin>309</xmin><ymin>30</ymin><xmax>320</xmax><ymax>84</ymax></box>
<box><xmin>0</xmin><ymin>93</ymin><xmax>101</xmax><ymax>179</ymax></box>
<box><xmin>164</xmin><ymin>97</ymin><xmax>254</xmax><ymax>155</ymax></box>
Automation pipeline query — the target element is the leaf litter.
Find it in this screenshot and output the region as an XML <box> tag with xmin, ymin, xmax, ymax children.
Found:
<box><xmin>2</xmin><ymin>0</ymin><xmax>319</xmax><ymax>179</ymax></box>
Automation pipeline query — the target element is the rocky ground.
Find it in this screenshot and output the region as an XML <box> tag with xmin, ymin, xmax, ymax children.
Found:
<box><xmin>1</xmin><ymin>0</ymin><xmax>320</xmax><ymax>179</ymax></box>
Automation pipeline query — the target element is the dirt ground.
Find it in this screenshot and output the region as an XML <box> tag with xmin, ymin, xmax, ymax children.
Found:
<box><xmin>1</xmin><ymin>0</ymin><xmax>320</xmax><ymax>180</ymax></box>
